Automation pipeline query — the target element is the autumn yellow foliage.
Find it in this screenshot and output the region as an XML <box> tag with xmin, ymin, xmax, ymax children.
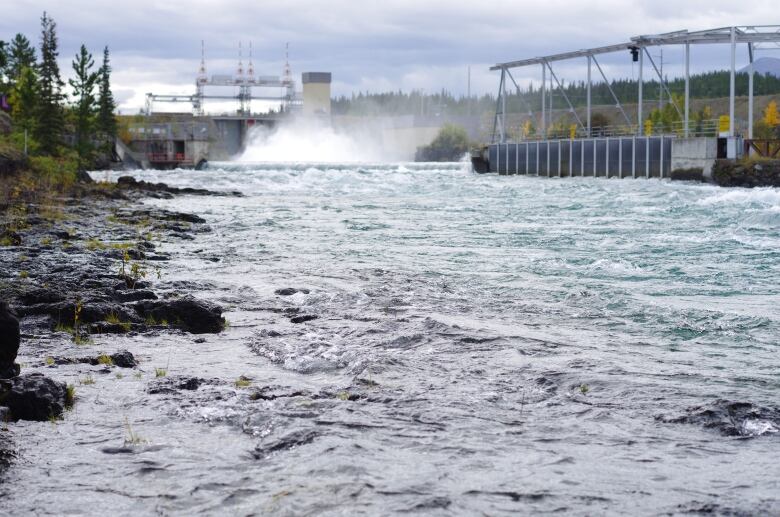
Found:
<box><xmin>763</xmin><ymin>100</ymin><xmax>779</xmax><ymax>127</ymax></box>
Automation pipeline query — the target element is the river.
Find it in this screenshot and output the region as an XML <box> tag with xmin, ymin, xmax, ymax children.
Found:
<box><xmin>4</xmin><ymin>162</ymin><xmax>779</xmax><ymax>515</ymax></box>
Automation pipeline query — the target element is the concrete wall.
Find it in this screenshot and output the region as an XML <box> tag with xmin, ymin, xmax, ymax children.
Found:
<box><xmin>212</xmin><ymin>119</ymin><xmax>244</xmax><ymax>158</ymax></box>
<box><xmin>185</xmin><ymin>140</ymin><xmax>211</xmax><ymax>165</ymax></box>
<box><xmin>671</xmin><ymin>137</ymin><xmax>718</xmax><ymax>178</ymax></box>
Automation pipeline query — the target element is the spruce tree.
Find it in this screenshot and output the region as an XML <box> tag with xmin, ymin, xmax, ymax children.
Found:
<box><xmin>69</xmin><ymin>44</ymin><xmax>98</xmax><ymax>169</ymax></box>
<box><xmin>35</xmin><ymin>12</ymin><xmax>65</xmax><ymax>156</ymax></box>
<box><xmin>96</xmin><ymin>46</ymin><xmax>117</xmax><ymax>146</ymax></box>
<box><xmin>10</xmin><ymin>66</ymin><xmax>39</xmax><ymax>137</ymax></box>
<box><xmin>7</xmin><ymin>34</ymin><xmax>37</xmax><ymax>86</ymax></box>
<box><xmin>0</xmin><ymin>40</ymin><xmax>7</xmax><ymax>85</ymax></box>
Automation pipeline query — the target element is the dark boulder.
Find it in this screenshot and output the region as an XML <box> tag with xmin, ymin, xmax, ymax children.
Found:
<box><xmin>1</xmin><ymin>373</ymin><xmax>67</xmax><ymax>421</ymax></box>
<box><xmin>17</xmin><ymin>287</ymin><xmax>65</xmax><ymax>306</ymax></box>
<box><xmin>274</xmin><ymin>287</ymin><xmax>310</xmax><ymax>296</ymax></box>
<box><xmin>110</xmin><ymin>350</ymin><xmax>137</xmax><ymax>368</ymax></box>
<box><xmin>116</xmin><ymin>175</ymin><xmax>241</xmax><ymax>197</ymax></box>
<box><xmin>148</xmin><ymin>375</ymin><xmax>209</xmax><ymax>394</ymax></box>
<box><xmin>658</xmin><ymin>400</ymin><xmax>780</xmax><ymax>437</ymax></box>
<box><xmin>113</xmin><ymin>289</ymin><xmax>157</xmax><ymax>303</ymax></box>
<box><xmin>18</xmin><ymin>300</ymin><xmax>137</xmax><ymax>326</ymax></box>
<box><xmin>0</xmin><ymin>302</ymin><xmax>20</xmax><ymax>379</ymax></box>
<box><xmin>133</xmin><ymin>296</ymin><xmax>224</xmax><ymax>333</ymax></box>
<box><xmin>290</xmin><ymin>314</ymin><xmax>318</xmax><ymax>324</ymax></box>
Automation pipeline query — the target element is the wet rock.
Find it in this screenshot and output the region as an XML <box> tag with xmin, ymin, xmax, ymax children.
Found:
<box><xmin>249</xmin><ymin>386</ymin><xmax>308</xmax><ymax>401</ymax></box>
<box><xmin>116</xmin><ymin>175</ymin><xmax>242</xmax><ymax>197</ymax></box>
<box><xmin>133</xmin><ymin>296</ymin><xmax>225</xmax><ymax>334</ymax></box>
<box><xmin>252</xmin><ymin>429</ymin><xmax>319</xmax><ymax>458</ymax></box>
<box><xmin>0</xmin><ymin>302</ymin><xmax>21</xmax><ymax>379</ymax></box>
<box><xmin>274</xmin><ymin>287</ymin><xmax>310</xmax><ymax>296</ymax></box>
<box><xmin>658</xmin><ymin>400</ymin><xmax>780</xmax><ymax>437</ymax></box>
<box><xmin>110</xmin><ymin>350</ymin><xmax>137</xmax><ymax>368</ymax></box>
<box><xmin>19</xmin><ymin>300</ymin><xmax>137</xmax><ymax>326</ymax></box>
<box><xmin>113</xmin><ymin>280</ymin><xmax>151</xmax><ymax>291</ymax></box>
<box><xmin>113</xmin><ymin>289</ymin><xmax>157</xmax><ymax>302</ymax></box>
<box><xmin>148</xmin><ymin>376</ymin><xmax>207</xmax><ymax>394</ymax></box>
<box><xmin>52</xmin><ymin>350</ymin><xmax>136</xmax><ymax>368</ymax></box>
<box><xmin>1</xmin><ymin>373</ymin><xmax>67</xmax><ymax>421</ymax></box>
<box><xmin>290</xmin><ymin>314</ymin><xmax>318</xmax><ymax>324</ymax></box>
<box><xmin>17</xmin><ymin>287</ymin><xmax>65</xmax><ymax>305</ymax></box>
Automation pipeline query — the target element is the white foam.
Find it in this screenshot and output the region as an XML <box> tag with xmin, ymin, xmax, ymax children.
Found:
<box><xmin>740</xmin><ymin>419</ymin><xmax>779</xmax><ymax>437</ymax></box>
<box><xmin>239</xmin><ymin>118</ymin><xmax>395</xmax><ymax>163</ymax></box>
<box><xmin>697</xmin><ymin>188</ymin><xmax>780</xmax><ymax>208</ymax></box>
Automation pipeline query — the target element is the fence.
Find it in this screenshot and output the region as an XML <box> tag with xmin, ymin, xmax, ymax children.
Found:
<box><xmin>489</xmin><ymin>136</ymin><xmax>674</xmax><ymax>178</ymax></box>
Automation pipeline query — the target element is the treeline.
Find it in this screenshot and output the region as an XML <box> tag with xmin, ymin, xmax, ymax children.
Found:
<box><xmin>332</xmin><ymin>70</ymin><xmax>780</xmax><ymax>117</ymax></box>
<box><xmin>0</xmin><ymin>12</ymin><xmax>117</xmax><ymax>172</ymax></box>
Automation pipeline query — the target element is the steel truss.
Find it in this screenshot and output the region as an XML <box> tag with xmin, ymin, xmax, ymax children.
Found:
<box><xmin>490</xmin><ymin>26</ymin><xmax>780</xmax><ymax>143</ymax></box>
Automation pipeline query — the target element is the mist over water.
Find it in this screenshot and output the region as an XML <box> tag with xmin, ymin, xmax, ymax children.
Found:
<box><xmin>11</xmin><ymin>163</ymin><xmax>780</xmax><ymax>514</ymax></box>
<box><xmin>239</xmin><ymin>118</ymin><xmax>394</xmax><ymax>163</ymax></box>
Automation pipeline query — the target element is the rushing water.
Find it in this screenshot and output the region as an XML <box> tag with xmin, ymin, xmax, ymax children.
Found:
<box><xmin>6</xmin><ymin>163</ymin><xmax>780</xmax><ymax>515</ymax></box>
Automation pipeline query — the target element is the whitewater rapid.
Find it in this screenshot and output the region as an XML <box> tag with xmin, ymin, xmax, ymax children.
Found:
<box><xmin>7</xmin><ymin>163</ymin><xmax>779</xmax><ymax>515</ymax></box>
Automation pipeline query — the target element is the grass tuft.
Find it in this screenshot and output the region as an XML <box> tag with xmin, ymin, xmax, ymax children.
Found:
<box><xmin>235</xmin><ymin>375</ymin><xmax>251</xmax><ymax>388</ymax></box>
<box><xmin>65</xmin><ymin>384</ymin><xmax>76</xmax><ymax>408</ymax></box>
<box><xmin>97</xmin><ymin>353</ymin><xmax>114</xmax><ymax>366</ymax></box>
<box><xmin>124</xmin><ymin>417</ymin><xmax>147</xmax><ymax>445</ymax></box>
<box><xmin>85</xmin><ymin>238</ymin><xmax>107</xmax><ymax>251</ymax></box>
<box><xmin>154</xmin><ymin>368</ymin><xmax>167</xmax><ymax>378</ymax></box>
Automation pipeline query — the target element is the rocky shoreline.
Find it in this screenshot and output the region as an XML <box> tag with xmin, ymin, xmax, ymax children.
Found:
<box><xmin>0</xmin><ymin>176</ymin><xmax>234</xmax><ymax>427</ymax></box>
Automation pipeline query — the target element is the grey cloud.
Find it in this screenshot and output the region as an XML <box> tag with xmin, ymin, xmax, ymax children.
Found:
<box><xmin>3</xmin><ymin>0</ymin><xmax>775</xmax><ymax>110</ymax></box>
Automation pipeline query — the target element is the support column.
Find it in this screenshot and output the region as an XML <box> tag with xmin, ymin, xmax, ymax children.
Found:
<box><xmin>502</xmin><ymin>69</ymin><xmax>507</xmax><ymax>143</ymax></box>
<box><xmin>638</xmin><ymin>47</ymin><xmax>644</xmax><ymax>136</ymax></box>
<box><xmin>587</xmin><ymin>55</ymin><xmax>592</xmax><ymax>137</ymax></box>
<box><xmin>748</xmin><ymin>42</ymin><xmax>754</xmax><ymax>140</ymax></box>
<box><xmin>729</xmin><ymin>26</ymin><xmax>736</xmax><ymax>137</ymax></box>
<box><xmin>684</xmin><ymin>41</ymin><xmax>690</xmax><ymax>137</ymax></box>
<box><xmin>541</xmin><ymin>64</ymin><xmax>546</xmax><ymax>137</ymax></box>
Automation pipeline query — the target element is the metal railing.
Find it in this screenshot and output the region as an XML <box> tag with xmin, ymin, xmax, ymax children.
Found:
<box><xmin>504</xmin><ymin>118</ymin><xmax>722</xmax><ymax>142</ymax></box>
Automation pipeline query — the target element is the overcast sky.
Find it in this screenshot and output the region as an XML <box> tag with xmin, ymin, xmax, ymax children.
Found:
<box><xmin>3</xmin><ymin>0</ymin><xmax>778</xmax><ymax>112</ymax></box>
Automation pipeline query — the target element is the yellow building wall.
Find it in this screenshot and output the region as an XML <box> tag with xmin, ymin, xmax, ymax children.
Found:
<box><xmin>303</xmin><ymin>83</ymin><xmax>331</xmax><ymax>116</ymax></box>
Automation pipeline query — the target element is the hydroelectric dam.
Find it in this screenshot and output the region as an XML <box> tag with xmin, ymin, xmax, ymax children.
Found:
<box><xmin>115</xmin><ymin>42</ymin><xmax>334</xmax><ymax>169</ymax></box>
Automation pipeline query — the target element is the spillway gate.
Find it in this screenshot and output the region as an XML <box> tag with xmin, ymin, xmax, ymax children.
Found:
<box><xmin>488</xmin><ymin>136</ymin><xmax>674</xmax><ymax>178</ymax></box>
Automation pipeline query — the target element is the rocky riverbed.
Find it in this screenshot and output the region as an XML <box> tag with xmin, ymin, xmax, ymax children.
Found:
<box><xmin>0</xmin><ymin>177</ymin><xmax>230</xmax><ymax>437</ymax></box>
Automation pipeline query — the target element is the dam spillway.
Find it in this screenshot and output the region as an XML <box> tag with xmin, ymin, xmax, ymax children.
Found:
<box><xmin>489</xmin><ymin>136</ymin><xmax>673</xmax><ymax>178</ymax></box>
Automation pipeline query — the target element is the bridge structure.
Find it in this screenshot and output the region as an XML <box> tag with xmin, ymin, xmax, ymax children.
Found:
<box><xmin>144</xmin><ymin>41</ymin><xmax>300</xmax><ymax>116</ymax></box>
<box><xmin>483</xmin><ymin>26</ymin><xmax>780</xmax><ymax>176</ymax></box>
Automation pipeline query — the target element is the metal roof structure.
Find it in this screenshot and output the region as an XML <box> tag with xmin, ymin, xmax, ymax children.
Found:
<box><xmin>490</xmin><ymin>26</ymin><xmax>780</xmax><ymax>144</ymax></box>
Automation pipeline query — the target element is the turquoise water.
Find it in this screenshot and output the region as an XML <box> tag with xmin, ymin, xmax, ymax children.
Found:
<box><xmin>8</xmin><ymin>163</ymin><xmax>779</xmax><ymax>515</ymax></box>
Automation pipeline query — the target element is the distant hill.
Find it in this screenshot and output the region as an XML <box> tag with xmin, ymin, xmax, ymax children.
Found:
<box><xmin>740</xmin><ymin>57</ymin><xmax>780</xmax><ymax>77</ymax></box>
